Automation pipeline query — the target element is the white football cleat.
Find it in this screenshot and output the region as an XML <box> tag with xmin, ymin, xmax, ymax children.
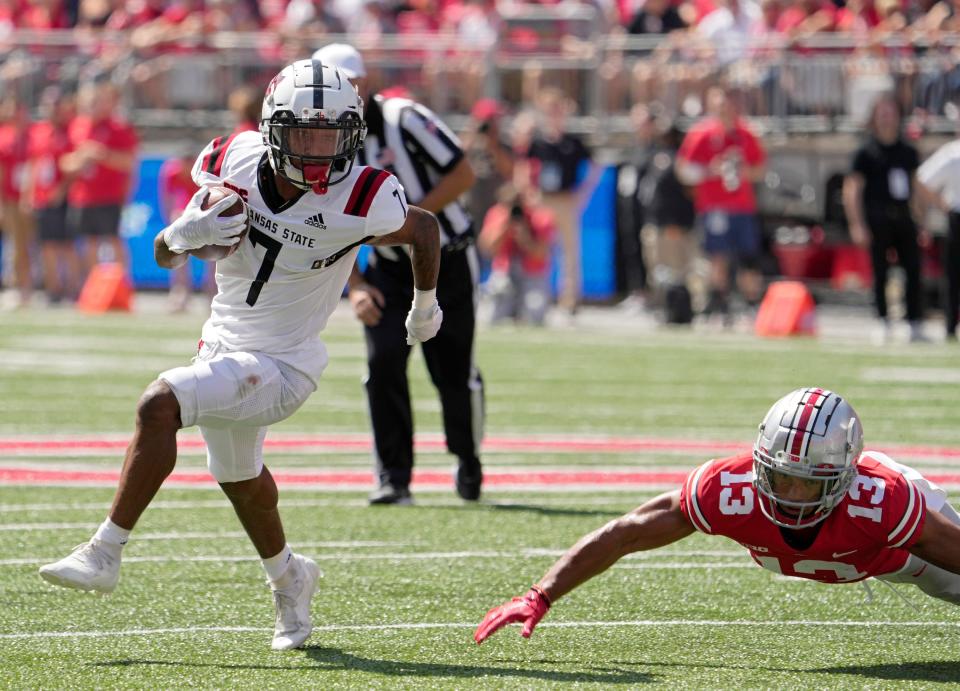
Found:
<box><xmin>270</xmin><ymin>554</ymin><xmax>321</xmax><ymax>651</ymax></box>
<box><xmin>38</xmin><ymin>539</ymin><xmax>121</xmax><ymax>594</ymax></box>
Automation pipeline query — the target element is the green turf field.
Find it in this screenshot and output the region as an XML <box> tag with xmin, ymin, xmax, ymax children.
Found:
<box><xmin>2</xmin><ymin>304</ymin><xmax>960</xmax><ymax>689</ymax></box>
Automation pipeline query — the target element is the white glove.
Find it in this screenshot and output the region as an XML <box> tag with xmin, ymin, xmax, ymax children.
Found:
<box><xmin>162</xmin><ymin>187</ymin><xmax>246</xmax><ymax>253</ymax></box>
<box><xmin>405</xmin><ymin>290</ymin><xmax>443</xmax><ymax>345</ymax></box>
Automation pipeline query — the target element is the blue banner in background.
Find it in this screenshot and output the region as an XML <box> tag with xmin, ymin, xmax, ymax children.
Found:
<box><xmin>121</xmin><ymin>155</ymin><xmax>210</xmax><ymax>291</ymax></box>
<box><xmin>122</xmin><ymin>157</ymin><xmax>618</xmax><ymax>300</ymax></box>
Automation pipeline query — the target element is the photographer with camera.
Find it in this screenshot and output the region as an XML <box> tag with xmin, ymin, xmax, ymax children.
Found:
<box><xmin>462</xmin><ymin>99</ymin><xmax>514</xmax><ymax>248</ymax></box>
<box><xmin>478</xmin><ymin>184</ymin><xmax>556</xmax><ymax>326</ymax></box>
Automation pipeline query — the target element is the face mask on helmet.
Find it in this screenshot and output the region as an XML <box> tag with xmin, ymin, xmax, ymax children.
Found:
<box><xmin>752</xmin><ymin>388</ymin><xmax>863</xmax><ymax>529</ymax></box>
<box><xmin>266</xmin><ymin>110</ymin><xmax>364</xmax><ymax>191</ymax></box>
<box><xmin>261</xmin><ymin>60</ymin><xmax>367</xmax><ymax>193</ymax></box>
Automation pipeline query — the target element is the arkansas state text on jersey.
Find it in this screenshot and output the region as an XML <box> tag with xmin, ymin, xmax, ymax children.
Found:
<box><xmin>680</xmin><ymin>451</ymin><xmax>927</xmax><ymax>583</ymax></box>
<box><xmin>190</xmin><ymin>131</ymin><xmax>408</xmax><ymax>381</ymax></box>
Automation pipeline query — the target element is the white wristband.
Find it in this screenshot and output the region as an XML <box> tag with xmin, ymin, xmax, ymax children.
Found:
<box><xmin>162</xmin><ymin>226</ymin><xmax>187</xmax><ymax>254</ymax></box>
<box><xmin>413</xmin><ymin>287</ymin><xmax>437</xmax><ymax>310</ymax></box>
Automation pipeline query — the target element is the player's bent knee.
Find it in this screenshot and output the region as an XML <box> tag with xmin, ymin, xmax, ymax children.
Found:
<box><xmin>219</xmin><ymin>474</ymin><xmax>278</xmax><ymax>509</ymax></box>
<box><xmin>136</xmin><ymin>380</ymin><xmax>182</xmax><ymax>430</ymax></box>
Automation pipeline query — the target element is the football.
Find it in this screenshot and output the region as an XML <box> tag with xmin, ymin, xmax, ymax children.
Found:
<box><xmin>189</xmin><ymin>186</ymin><xmax>249</xmax><ymax>261</ymax></box>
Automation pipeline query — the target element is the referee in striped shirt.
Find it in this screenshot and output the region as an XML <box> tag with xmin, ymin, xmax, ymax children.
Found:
<box><xmin>313</xmin><ymin>44</ymin><xmax>484</xmax><ymax>505</ymax></box>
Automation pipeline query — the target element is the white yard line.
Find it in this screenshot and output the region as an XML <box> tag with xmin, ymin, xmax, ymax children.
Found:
<box><xmin>1</xmin><ymin>619</ymin><xmax>956</xmax><ymax>640</ymax></box>
<box><xmin>4</xmin><ymin>550</ymin><xmax>751</xmax><ymax>566</ymax></box>
<box><xmin>0</xmin><ymin>496</ymin><xmax>649</xmax><ymax>514</ymax></box>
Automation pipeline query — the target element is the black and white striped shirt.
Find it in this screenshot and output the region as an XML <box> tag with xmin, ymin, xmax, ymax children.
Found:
<box><xmin>359</xmin><ymin>94</ymin><xmax>473</xmax><ymax>259</ymax></box>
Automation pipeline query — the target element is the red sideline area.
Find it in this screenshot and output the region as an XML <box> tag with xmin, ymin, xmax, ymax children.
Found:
<box><xmin>4</xmin><ymin>467</ymin><xmax>960</xmax><ymax>488</ymax></box>
<box><xmin>0</xmin><ymin>468</ymin><xmax>691</xmax><ymax>487</ymax></box>
<box><xmin>1</xmin><ymin>434</ymin><xmax>959</xmax><ymax>488</ymax></box>
<box><xmin>1</xmin><ymin>433</ymin><xmax>959</xmax><ymax>458</ymax></box>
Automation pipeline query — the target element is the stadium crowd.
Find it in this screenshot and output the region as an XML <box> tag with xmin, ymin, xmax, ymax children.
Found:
<box><xmin>1</xmin><ymin>1</ymin><xmax>959</xmax><ymax>338</ymax></box>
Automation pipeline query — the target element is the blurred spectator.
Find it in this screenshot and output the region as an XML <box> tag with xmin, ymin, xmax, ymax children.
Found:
<box><xmin>227</xmin><ymin>84</ymin><xmax>262</xmax><ymax>134</ymax></box>
<box><xmin>519</xmin><ymin>87</ymin><xmax>593</xmax><ymax>315</ymax></box>
<box><xmin>158</xmin><ymin>149</ymin><xmax>200</xmax><ymax>313</ymax></box>
<box><xmin>676</xmin><ymin>87</ymin><xmax>766</xmax><ymax>323</ymax></box>
<box><xmin>461</xmin><ymin>98</ymin><xmax>514</xmax><ymax>261</ymax></box>
<box><xmin>0</xmin><ymin>93</ymin><xmax>35</xmax><ymax>308</ymax></box>
<box><xmin>23</xmin><ymin>87</ymin><xmax>81</xmax><ymax>306</ymax></box>
<box><xmin>18</xmin><ymin>0</ymin><xmax>70</xmax><ymax>29</ymax></box>
<box><xmin>916</xmin><ymin>127</ymin><xmax>960</xmax><ymax>342</ymax></box>
<box><xmin>640</xmin><ymin>119</ymin><xmax>698</xmax><ymax>318</ymax></box>
<box><xmin>627</xmin><ymin>0</ymin><xmax>687</xmax><ymax>35</ymax></box>
<box><xmin>697</xmin><ymin>0</ymin><xmax>763</xmax><ymax>66</ymax></box>
<box><xmin>775</xmin><ymin>0</ymin><xmax>837</xmax><ymax>40</ymax></box>
<box><xmin>613</xmin><ymin>0</ymin><xmax>694</xmax><ymax>115</ymax></box>
<box><xmin>478</xmin><ymin>184</ymin><xmax>555</xmax><ymax>325</ymax></box>
<box><xmin>281</xmin><ymin>0</ymin><xmax>345</xmax><ymax>33</ymax></box>
<box><xmin>614</xmin><ymin>102</ymin><xmax>658</xmax><ymax>309</ymax></box>
<box><xmin>842</xmin><ymin>92</ymin><xmax>925</xmax><ymax>342</ymax></box>
<box><xmin>62</xmin><ymin>80</ymin><xmax>138</xmax><ymax>275</ymax></box>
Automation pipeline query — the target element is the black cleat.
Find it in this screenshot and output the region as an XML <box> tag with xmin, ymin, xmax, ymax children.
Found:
<box><xmin>455</xmin><ymin>464</ymin><xmax>483</xmax><ymax>501</ymax></box>
<box><xmin>368</xmin><ymin>484</ymin><xmax>413</xmax><ymax>505</ymax></box>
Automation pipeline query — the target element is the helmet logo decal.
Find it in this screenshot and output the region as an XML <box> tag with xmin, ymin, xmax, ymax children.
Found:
<box><xmin>266</xmin><ymin>74</ymin><xmax>284</xmax><ymax>98</ymax></box>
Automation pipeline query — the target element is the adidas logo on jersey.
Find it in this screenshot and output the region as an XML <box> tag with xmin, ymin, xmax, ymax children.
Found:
<box><xmin>304</xmin><ymin>212</ymin><xmax>326</xmax><ymax>230</ymax></box>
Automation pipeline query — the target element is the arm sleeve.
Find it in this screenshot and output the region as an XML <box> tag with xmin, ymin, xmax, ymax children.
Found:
<box><xmin>117</xmin><ymin>124</ymin><xmax>139</xmax><ymax>152</ymax></box>
<box><xmin>363</xmin><ymin>173</ymin><xmax>409</xmax><ymax>237</ymax></box>
<box><xmin>917</xmin><ymin>148</ymin><xmax>949</xmax><ymax>190</ymax></box>
<box><xmin>400</xmin><ymin>103</ymin><xmax>465</xmax><ymax>173</ymax></box>
<box><xmin>883</xmin><ymin>472</ymin><xmax>927</xmax><ymax>549</ymax></box>
<box><xmin>743</xmin><ymin>129</ymin><xmax>766</xmax><ymax>166</ymax></box>
<box><xmin>677</xmin><ymin>127</ymin><xmax>707</xmax><ymax>165</ymax></box>
<box><xmin>191</xmin><ymin>134</ymin><xmax>238</xmax><ymax>185</ymax></box>
<box><xmin>851</xmin><ymin>147</ymin><xmax>870</xmax><ymax>176</ymax></box>
<box><xmin>679</xmin><ymin>460</ymin><xmax>716</xmax><ymax>534</ymax></box>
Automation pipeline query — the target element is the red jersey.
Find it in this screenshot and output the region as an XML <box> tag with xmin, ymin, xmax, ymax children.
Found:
<box><xmin>680</xmin><ymin>451</ymin><xmax>926</xmax><ymax>584</ymax></box>
<box><xmin>480</xmin><ymin>204</ymin><xmax>556</xmax><ymax>275</ymax></box>
<box><xmin>0</xmin><ymin>123</ymin><xmax>31</xmax><ymax>202</ymax></box>
<box><xmin>26</xmin><ymin>121</ymin><xmax>72</xmax><ymax>209</ymax></box>
<box><xmin>67</xmin><ymin>115</ymin><xmax>139</xmax><ymax>207</ymax></box>
<box><xmin>677</xmin><ymin>117</ymin><xmax>765</xmax><ymax>214</ymax></box>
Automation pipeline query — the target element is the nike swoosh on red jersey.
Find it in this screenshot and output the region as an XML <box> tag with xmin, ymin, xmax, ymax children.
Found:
<box><xmin>831</xmin><ymin>549</ymin><xmax>858</xmax><ymax>558</ymax></box>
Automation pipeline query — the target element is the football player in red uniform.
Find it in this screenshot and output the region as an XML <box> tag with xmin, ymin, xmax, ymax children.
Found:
<box><xmin>475</xmin><ymin>387</ymin><xmax>960</xmax><ymax>644</ymax></box>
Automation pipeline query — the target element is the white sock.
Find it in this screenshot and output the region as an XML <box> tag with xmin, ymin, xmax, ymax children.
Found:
<box><xmin>93</xmin><ymin>518</ymin><xmax>130</xmax><ymax>549</ymax></box>
<box><xmin>262</xmin><ymin>545</ymin><xmax>294</xmax><ymax>584</ymax></box>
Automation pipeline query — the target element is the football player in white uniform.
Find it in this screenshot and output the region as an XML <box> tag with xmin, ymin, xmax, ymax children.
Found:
<box><xmin>38</xmin><ymin>60</ymin><xmax>443</xmax><ymax>651</ymax></box>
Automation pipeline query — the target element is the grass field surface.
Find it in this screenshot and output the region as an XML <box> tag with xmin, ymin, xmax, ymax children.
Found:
<box><xmin>1</xmin><ymin>302</ymin><xmax>959</xmax><ymax>689</ymax></box>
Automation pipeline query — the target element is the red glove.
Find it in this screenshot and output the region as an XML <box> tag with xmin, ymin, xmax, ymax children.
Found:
<box><xmin>474</xmin><ymin>585</ymin><xmax>551</xmax><ymax>644</ymax></box>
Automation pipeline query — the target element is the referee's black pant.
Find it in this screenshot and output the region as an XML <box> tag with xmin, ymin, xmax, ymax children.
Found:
<box><xmin>362</xmin><ymin>245</ymin><xmax>484</xmax><ymax>490</ymax></box>
<box><xmin>946</xmin><ymin>212</ymin><xmax>960</xmax><ymax>338</ymax></box>
<box><xmin>867</xmin><ymin>208</ymin><xmax>923</xmax><ymax>322</ymax></box>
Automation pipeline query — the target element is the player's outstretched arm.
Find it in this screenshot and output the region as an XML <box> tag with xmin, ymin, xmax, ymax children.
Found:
<box><xmin>368</xmin><ymin>206</ymin><xmax>442</xmax><ymax>344</ymax></box>
<box><xmin>475</xmin><ymin>489</ymin><xmax>695</xmax><ymax>644</ymax></box>
<box><xmin>908</xmin><ymin>508</ymin><xmax>960</xmax><ymax>576</ymax></box>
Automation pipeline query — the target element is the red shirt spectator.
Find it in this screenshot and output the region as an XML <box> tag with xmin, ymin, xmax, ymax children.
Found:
<box><xmin>17</xmin><ymin>0</ymin><xmax>69</xmax><ymax>29</ymax></box>
<box><xmin>0</xmin><ymin>105</ymin><xmax>32</xmax><ymax>204</ymax></box>
<box><xmin>481</xmin><ymin>203</ymin><xmax>556</xmax><ymax>275</ymax></box>
<box><xmin>26</xmin><ymin>120</ymin><xmax>72</xmax><ymax>209</ymax></box>
<box><xmin>66</xmin><ymin>83</ymin><xmax>139</xmax><ymax>209</ymax></box>
<box><xmin>676</xmin><ymin>111</ymin><xmax>766</xmax><ymax>213</ymax></box>
<box><xmin>776</xmin><ymin>0</ymin><xmax>837</xmax><ymax>35</ymax></box>
<box><xmin>67</xmin><ymin>115</ymin><xmax>138</xmax><ymax>206</ymax></box>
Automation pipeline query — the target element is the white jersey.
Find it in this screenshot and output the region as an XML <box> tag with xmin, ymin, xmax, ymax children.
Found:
<box><xmin>190</xmin><ymin>130</ymin><xmax>408</xmax><ymax>381</ymax></box>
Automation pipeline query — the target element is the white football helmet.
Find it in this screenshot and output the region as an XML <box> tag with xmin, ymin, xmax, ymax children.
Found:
<box><xmin>260</xmin><ymin>59</ymin><xmax>366</xmax><ymax>191</ymax></box>
<box><xmin>753</xmin><ymin>388</ymin><xmax>863</xmax><ymax>529</ymax></box>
